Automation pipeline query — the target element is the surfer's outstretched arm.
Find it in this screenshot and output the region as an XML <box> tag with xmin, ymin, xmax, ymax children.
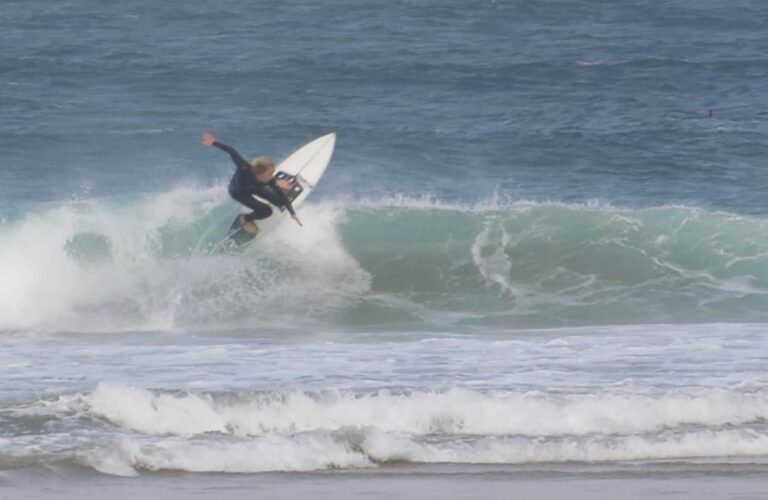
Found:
<box><xmin>202</xmin><ymin>133</ymin><xmax>249</xmax><ymax>171</ymax></box>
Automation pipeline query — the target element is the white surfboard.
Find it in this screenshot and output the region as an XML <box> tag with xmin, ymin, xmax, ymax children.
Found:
<box><xmin>211</xmin><ymin>133</ymin><xmax>336</xmax><ymax>252</ymax></box>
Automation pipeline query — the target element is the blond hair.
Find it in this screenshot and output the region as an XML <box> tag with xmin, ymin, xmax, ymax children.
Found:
<box><xmin>250</xmin><ymin>156</ymin><xmax>276</xmax><ymax>175</ymax></box>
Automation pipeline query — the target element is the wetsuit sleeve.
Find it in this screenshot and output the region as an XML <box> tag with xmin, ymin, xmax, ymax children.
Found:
<box><xmin>270</xmin><ymin>179</ymin><xmax>296</xmax><ymax>215</ymax></box>
<box><xmin>212</xmin><ymin>141</ymin><xmax>250</xmax><ymax>171</ymax></box>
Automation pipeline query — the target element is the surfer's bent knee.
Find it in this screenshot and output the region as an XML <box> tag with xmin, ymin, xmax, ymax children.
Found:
<box><xmin>244</xmin><ymin>206</ymin><xmax>272</xmax><ymax>221</ymax></box>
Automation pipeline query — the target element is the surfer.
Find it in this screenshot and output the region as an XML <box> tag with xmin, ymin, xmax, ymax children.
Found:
<box><xmin>202</xmin><ymin>132</ymin><xmax>302</xmax><ymax>234</ymax></box>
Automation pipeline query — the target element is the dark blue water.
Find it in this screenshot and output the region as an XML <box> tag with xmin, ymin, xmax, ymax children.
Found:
<box><xmin>3</xmin><ymin>0</ymin><xmax>767</xmax><ymax>210</ymax></box>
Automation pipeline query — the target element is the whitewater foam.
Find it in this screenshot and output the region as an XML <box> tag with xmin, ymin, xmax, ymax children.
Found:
<box><xmin>0</xmin><ymin>188</ymin><xmax>369</xmax><ymax>332</ymax></box>
<box><xmin>5</xmin><ymin>382</ymin><xmax>764</xmax><ymax>476</ymax></box>
<box><xmin>70</xmin><ymin>427</ymin><xmax>768</xmax><ymax>476</ymax></box>
<box><xmin>67</xmin><ymin>384</ymin><xmax>768</xmax><ymax>438</ymax></box>
<box><xmin>83</xmin><ymin>435</ymin><xmax>372</xmax><ymax>476</ymax></box>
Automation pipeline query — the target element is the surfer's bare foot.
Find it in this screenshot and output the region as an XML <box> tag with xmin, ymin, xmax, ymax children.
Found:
<box><xmin>239</xmin><ymin>215</ymin><xmax>258</xmax><ymax>235</ymax></box>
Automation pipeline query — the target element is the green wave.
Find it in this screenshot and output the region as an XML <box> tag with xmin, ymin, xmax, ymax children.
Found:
<box><xmin>2</xmin><ymin>191</ymin><xmax>768</xmax><ymax>331</ymax></box>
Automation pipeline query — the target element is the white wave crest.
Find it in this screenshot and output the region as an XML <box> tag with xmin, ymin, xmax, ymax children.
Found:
<box><xmin>75</xmin><ymin>384</ymin><xmax>768</xmax><ymax>438</ymax></box>
<box><xmin>80</xmin><ymin>428</ymin><xmax>768</xmax><ymax>476</ymax></box>
<box><xmin>83</xmin><ymin>435</ymin><xmax>372</xmax><ymax>476</ymax></box>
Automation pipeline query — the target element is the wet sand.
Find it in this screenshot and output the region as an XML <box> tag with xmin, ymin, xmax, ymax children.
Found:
<box><xmin>3</xmin><ymin>464</ymin><xmax>768</xmax><ymax>500</ymax></box>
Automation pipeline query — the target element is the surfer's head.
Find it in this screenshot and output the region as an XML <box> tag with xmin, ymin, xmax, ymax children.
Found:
<box><xmin>251</xmin><ymin>156</ymin><xmax>276</xmax><ymax>179</ymax></box>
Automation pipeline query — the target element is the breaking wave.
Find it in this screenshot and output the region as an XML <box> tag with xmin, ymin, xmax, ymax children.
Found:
<box><xmin>5</xmin><ymin>383</ymin><xmax>768</xmax><ymax>475</ymax></box>
<box><xmin>1</xmin><ymin>188</ymin><xmax>768</xmax><ymax>331</ymax></box>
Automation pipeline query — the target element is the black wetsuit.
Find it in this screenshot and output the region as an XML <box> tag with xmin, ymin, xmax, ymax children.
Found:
<box><xmin>212</xmin><ymin>141</ymin><xmax>296</xmax><ymax>222</ymax></box>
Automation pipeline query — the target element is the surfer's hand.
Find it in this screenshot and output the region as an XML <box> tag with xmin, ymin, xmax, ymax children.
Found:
<box><xmin>275</xmin><ymin>179</ymin><xmax>292</xmax><ymax>191</ymax></box>
<box><xmin>291</xmin><ymin>214</ymin><xmax>303</xmax><ymax>227</ymax></box>
<box><xmin>202</xmin><ymin>132</ymin><xmax>215</xmax><ymax>146</ymax></box>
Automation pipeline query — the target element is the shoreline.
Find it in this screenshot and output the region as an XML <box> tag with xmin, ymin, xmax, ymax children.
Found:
<box><xmin>0</xmin><ymin>466</ymin><xmax>768</xmax><ymax>500</ymax></box>
<box><xmin>3</xmin><ymin>465</ymin><xmax>767</xmax><ymax>500</ymax></box>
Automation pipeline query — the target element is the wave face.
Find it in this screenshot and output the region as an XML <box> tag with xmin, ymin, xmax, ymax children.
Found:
<box><xmin>344</xmin><ymin>198</ymin><xmax>768</xmax><ymax>328</ymax></box>
<box><xmin>3</xmin><ymin>383</ymin><xmax>768</xmax><ymax>476</ymax></box>
<box><xmin>1</xmin><ymin>189</ymin><xmax>768</xmax><ymax>331</ymax></box>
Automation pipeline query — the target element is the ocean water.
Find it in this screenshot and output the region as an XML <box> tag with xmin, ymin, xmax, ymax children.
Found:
<box><xmin>2</xmin><ymin>0</ymin><xmax>768</xmax><ymax>498</ymax></box>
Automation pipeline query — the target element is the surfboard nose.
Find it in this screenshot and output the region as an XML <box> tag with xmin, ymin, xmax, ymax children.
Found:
<box><xmin>322</xmin><ymin>132</ymin><xmax>336</xmax><ymax>147</ymax></box>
